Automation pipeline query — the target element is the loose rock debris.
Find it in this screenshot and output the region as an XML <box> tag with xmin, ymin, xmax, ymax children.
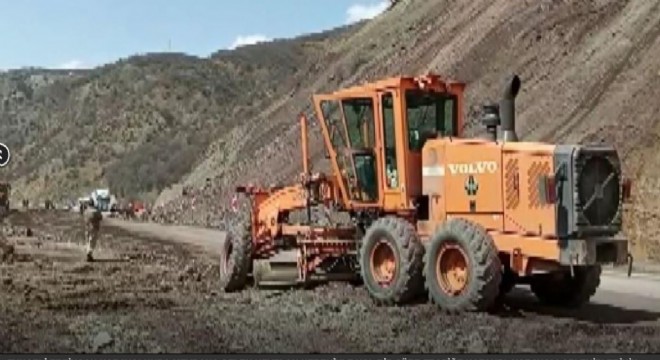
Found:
<box><xmin>0</xmin><ymin>210</ymin><xmax>659</xmax><ymax>353</ymax></box>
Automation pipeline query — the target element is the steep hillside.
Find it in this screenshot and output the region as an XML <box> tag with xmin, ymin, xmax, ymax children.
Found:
<box><xmin>2</xmin><ymin>0</ymin><xmax>660</xmax><ymax>260</ymax></box>
<box><xmin>154</xmin><ymin>0</ymin><xmax>660</xmax><ymax>261</ymax></box>
<box><xmin>0</xmin><ymin>24</ymin><xmax>359</xmax><ymax>203</ymax></box>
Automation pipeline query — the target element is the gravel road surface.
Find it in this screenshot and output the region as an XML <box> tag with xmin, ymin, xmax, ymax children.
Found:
<box><xmin>2</xmin><ymin>210</ymin><xmax>659</xmax><ymax>353</ymax></box>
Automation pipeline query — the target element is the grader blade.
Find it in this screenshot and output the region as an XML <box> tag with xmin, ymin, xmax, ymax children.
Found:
<box><xmin>253</xmin><ymin>251</ymin><xmax>299</xmax><ymax>287</ymax></box>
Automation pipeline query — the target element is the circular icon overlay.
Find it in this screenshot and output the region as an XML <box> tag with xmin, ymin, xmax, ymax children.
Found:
<box><xmin>0</xmin><ymin>142</ymin><xmax>10</xmax><ymax>167</ymax></box>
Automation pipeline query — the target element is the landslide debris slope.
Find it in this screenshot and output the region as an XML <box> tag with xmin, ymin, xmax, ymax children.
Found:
<box><xmin>155</xmin><ymin>0</ymin><xmax>660</xmax><ymax>261</ymax></box>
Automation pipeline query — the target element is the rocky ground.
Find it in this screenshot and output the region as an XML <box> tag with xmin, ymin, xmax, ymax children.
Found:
<box><xmin>1</xmin><ymin>210</ymin><xmax>660</xmax><ymax>353</ymax></box>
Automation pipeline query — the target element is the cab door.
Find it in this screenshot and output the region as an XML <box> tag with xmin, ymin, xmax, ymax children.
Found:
<box><xmin>313</xmin><ymin>94</ymin><xmax>382</xmax><ymax>209</ymax></box>
<box><xmin>378</xmin><ymin>90</ymin><xmax>408</xmax><ymax>211</ymax></box>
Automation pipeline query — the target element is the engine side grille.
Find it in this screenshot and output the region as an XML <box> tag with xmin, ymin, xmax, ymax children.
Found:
<box><xmin>573</xmin><ymin>146</ymin><xmax>623</xmax><ymax>235</ymax></box>
<box><xmin>553</xmin><ymin>145</ymin><xmax>623</xmax><ymax>239</ymax></box>
<box><xmin>576</xmin><ymin>156</ymin><xmax>620</xmax><ymax>226</ymax></box>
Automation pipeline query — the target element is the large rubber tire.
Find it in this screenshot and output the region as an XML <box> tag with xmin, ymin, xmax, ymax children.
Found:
<box><xmin>219</xmin><ymin>201</ymin><xmax>253</xmax><ymax>293</ymax></box>
<box><xmin>530</xmin><ymin>265</ymin><xmax>601</xmax><ymax>308</ymax></box>
<box><xmin>424</xmin><ymin>218</ymin><xmax>502</xmax><ymax>312</ymax></box>
<box><xmin>359</xmin><ymin>217</ymin><xmax>424</xmax><ymax>305</ymax></box>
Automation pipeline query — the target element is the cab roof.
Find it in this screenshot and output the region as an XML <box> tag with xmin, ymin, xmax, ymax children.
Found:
<box><xmin>320</xmin><ymin>74</ymin><xmax>466</xmax><ymax>97</ymax></box>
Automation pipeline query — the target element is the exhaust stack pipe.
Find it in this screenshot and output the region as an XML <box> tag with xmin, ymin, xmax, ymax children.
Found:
<box><xmin>500</xmin><ymin>75</ymin><xmax>521</xmax><ymax>142</ymax></box>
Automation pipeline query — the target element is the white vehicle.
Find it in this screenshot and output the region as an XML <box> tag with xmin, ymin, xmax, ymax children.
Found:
<box><xmin>89</xmin><ymin>189</ymin><xmax>116</xmax><ymax>213</ymax></box>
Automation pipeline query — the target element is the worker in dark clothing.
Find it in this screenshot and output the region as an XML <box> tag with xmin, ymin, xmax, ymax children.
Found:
<box><xmin>79</xmin><ymin>201</ymin><xmax>85</xmax><ymax>216</ymax></box>
<box><xmin>84</xmin><ymin>207</ymin><xmax>103</xmax><ymax>262</ymax></box>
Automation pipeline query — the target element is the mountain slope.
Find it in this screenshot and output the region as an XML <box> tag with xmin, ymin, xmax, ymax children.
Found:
<box><xmin>0</xmin><ymin>25</ymin><xmax>359</xmax><ymax>203</ymax></box>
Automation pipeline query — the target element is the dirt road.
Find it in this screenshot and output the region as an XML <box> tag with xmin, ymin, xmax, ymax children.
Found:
<box><xmin>2</xmin><ymin>210</ymin><xmax>660</xmax><ymax>353</ymax></box>
<box><xmin>105</xmin><ymin>217</ymin><xmax>226</xmax><ymax>260</ymax></box>
<box><xmin>107</xmin><ymin>217</ymin><xmax>660</xmax><ymax>315</ymax></box>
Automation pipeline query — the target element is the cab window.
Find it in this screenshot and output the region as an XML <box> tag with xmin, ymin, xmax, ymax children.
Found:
<box><xmin>342</xmin><ymin>97</ymin><xmax>378</xmax><ymax>202</ymax></box>
<box><xmin>382</xmin><ymin>93</ymin><xmax>398</xmax><ymax>188</ymax></box>
<box><xmin>405</xmin><ymin>90</ymin><xmax>457</xmax><ymax>151</ymax></box>
<box><xmin>342</xmin><ymin>98</ymin><xmax>375</xmax><ymax>148</ymax></box>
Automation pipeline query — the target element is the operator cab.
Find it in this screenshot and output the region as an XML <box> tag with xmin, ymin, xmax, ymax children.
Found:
<box><xmin>313</xmin><ymin>74</ymin><xmax>465</xmax><ymax>213</ymax></box>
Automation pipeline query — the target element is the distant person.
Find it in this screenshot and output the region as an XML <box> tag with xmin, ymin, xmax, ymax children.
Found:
<box><xmin>126</xmin><ymin>202</ymin><xmax>133</xmax><ymax>219</ymax></box>
<box><xmin>84</xmin><ymin>207</ymin><xmax>103</xmax><ymax>262</ymax></box>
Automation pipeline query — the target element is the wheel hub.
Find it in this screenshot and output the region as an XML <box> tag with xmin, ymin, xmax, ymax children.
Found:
<box><xmin>370</xmin><ymin>239</ymin><xmax>397</xmax><ymax>286</ymax></box>
<box><xmin>436</xmin><ymin>242</ymin><xmax>469</xmax><ymax>295</ymax></box>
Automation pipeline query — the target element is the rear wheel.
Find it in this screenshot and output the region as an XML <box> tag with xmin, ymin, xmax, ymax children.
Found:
<box><xmin>424</xmin><ymin>218</ymin><xmax>501</xmax><ymax>312</ymax></box>
<box><xmin>530</xmin><ymin>265</ymin><xmax>601</xmax><ymax>308</ymax></box>
<box><xmin>359</xmin><ymin>217</ymin><xmax>424</xmax><ymax>305</ymax></box>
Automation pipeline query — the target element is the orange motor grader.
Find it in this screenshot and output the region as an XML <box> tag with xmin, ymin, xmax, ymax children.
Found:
<box><xmin>220</xmin><ymin>73</ymin><xmax>633</xmax><ymax>312</ymax></box>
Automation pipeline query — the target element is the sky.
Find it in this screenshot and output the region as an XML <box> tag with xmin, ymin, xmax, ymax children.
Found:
<box><xmin>0</xmin><ymin>0</ymin><xmax>390</xmax><ymax>71</ymax></box>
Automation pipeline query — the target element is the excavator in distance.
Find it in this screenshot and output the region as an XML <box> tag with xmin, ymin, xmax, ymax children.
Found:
<box><xmin>220</xmin><ymin>73</ymin><xmax>633</xmax><ymax>312</ymax></box>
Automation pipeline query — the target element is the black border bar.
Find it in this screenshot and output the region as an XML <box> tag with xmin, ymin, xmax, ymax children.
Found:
<box><xmin>0</xmin><ymin>355</ymin><xmax>654</xmax><ymax>360</ymax></box>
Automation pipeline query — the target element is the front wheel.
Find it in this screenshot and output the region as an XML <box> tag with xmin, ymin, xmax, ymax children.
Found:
<box><xmin>424</xmin><ymin>218</ymin><xmax>502</xmax><ymax>312</ymax></box>
<box><xmin>219</xmin><ymin>199</ymin><xmax>253</xmax><ymax>293</ymax></box>
<box><xmin>219</xmin><ymin>225</ymin><xmax>252</xmax><ymax>292</ymax></box>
